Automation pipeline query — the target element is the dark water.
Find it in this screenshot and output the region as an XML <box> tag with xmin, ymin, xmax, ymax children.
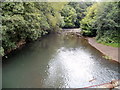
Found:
<box><xmin>2</xmin><ymin>34</ymin><xmax>120</xmax><ymax>88</ymax></box>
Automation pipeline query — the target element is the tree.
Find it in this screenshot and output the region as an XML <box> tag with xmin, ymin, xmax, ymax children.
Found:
<box><xmin>1</xmin><ymin>2</ymin><xmax>66</xmax><ymax>56</ymax></box>
<box><xmin>80</xmin><ymin>2</ymin><xmax>120</xmax><ymax>46</ymax></box>
<box><xmin>61</xmin><ymin>5</ymin><xmax>77</xmax><ymax>28</ymax></box>
<box><xmin>68</xmin><ymin>2</ymin><xmax>93</xmax><ymax>27</ymax></box>
<box><xmin>95</xmin><ymin>2</ymin><xmax>120</xmax><ymax>43</ymax></box>
<box><xmin>80</xmin><ymin>3</ymin><xmax>98</xmax><ymax>36</ymax></box>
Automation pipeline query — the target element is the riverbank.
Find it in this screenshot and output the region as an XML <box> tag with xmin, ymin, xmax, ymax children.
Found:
<box><xmin>87</xmin><ymin>37</ymin><xmax>119</xmax><ymax>63</ymax></box>
<box><xmin>5</xmin><ymin>40</ymin><xmax>26</xmax><ymax>55</ymax></box>
<box><xmin>59</xmin><ymin>28</ymin><xmax>119</xmax><ymax>63</ymax></box>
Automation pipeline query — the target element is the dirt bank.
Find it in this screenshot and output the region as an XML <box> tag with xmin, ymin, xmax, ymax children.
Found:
<box><xmin>87</xmin><ymin>38</ymin><xmax>119</xmax><ymax>63</ymax></box>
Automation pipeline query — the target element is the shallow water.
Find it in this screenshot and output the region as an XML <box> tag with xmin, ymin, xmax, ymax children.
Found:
<box><xmin>2</xmin><ymin>34</ymin><xmax>120</xmax><ymax>88</ymax></box>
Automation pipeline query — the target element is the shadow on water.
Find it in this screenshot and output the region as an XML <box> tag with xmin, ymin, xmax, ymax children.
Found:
<box><xmin>2</xmin><ymin>33</ymin><xmax>120</xmax><ymax>88</ymax></box>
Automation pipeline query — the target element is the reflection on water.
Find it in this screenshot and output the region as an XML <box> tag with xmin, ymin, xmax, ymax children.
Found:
<box><xmin>2</xmin><ymin>34</ymin><xmax>120</xmax><ymax>88</ymax></box>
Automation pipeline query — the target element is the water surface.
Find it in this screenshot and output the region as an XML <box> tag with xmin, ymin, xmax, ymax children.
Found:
<box><xmin>2</xmin><ymin>34</ymin><xmax>120</xmax><ymax>88</ymax></box>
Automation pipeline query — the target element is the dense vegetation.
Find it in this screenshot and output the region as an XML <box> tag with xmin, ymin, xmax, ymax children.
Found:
<box><xmin>1</xmin><ymin>2</ymin><xmax>119</xmax><ymax>56</ymax></box>
<box><xmin>61</xmin><ymin>2</ymin><xmax>92</xmax><ymax>28</ymax></box>
<box><xmin>80</xmin><ymin>2</ymin><xmax>120</xmax><ymax>47</ymax></box>
<box><xmin>1</xmin><ymin>2</ymin><xmax>66</xmax><ymax>56</ymax></box>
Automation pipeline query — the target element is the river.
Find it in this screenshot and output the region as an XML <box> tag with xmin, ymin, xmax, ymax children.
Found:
<box><xmin>2</xmin><ymin>33</ymin><xmax>120</xmax><ymax>88</ymax></box>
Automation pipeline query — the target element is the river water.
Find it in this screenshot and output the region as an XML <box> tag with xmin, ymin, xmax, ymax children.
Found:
<box><xmin>2</xmin><ymin>33</ymin><xmax>120</xmax><ymax>88</ymax></box>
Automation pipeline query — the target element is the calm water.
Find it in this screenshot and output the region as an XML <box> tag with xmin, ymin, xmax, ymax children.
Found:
<box><xmin>2</xmin><ymin>33</ymin><xmax>120</xmax><ymax>88</ymax></box>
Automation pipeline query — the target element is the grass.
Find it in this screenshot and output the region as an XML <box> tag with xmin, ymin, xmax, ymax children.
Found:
<box><xmin>102</xmin><ymin>43</ymin><xmax>120</xmax><ymax>47</ymax></box>
<box><xmin>97</xmin><ymin>41</ymin><xmax>120</xmax><ymax>47</ymax></box>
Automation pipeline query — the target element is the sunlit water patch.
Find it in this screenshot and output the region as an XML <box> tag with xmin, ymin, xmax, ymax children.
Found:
<box><xmin>2</xmin><ymin>34</ymin><xmax>120</xmax><ymax>88</ymax></box>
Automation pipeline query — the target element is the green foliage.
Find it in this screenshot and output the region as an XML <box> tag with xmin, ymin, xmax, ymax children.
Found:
<box><xmin>81</xmin><ymin>2</ymin><xmax>120</xmax><ymax>46</ymax></box>
<box><xmin>80</xmin><ymin>3</ymin><xmax>98</xmax><ymax>37</ymax></box>
<box><xmin>61</xmin><ymin>2</ymin><xmax>92</xmax><ymax>28</ymax></box>
<box><xmin>1</xmin><ymin>2</ymin><xmax>120</xmax><ymax>56</ymax></box>
<box><xmin>68</xmin><ymin>2</ymin><xmax>93</xmax><ymax>27</ymax></box>
<box><xmin>0</xmin><ymin>47</ymin><xmax>4</xmax><ymax>56</ymax></box>
<box><xmin>61</xmin><ymin>5</ymin><xmax>77</xmax><ymax>28</ymax></box>
<box><xmin>1</xmin><ymin>2</ymin><xmax>66</xmax><ymax>55</ymax></box>
<box><xmin>95</xmin><ymin>2</ymin><xmax>120</xmax><ymax>44</ymax></box>
<box><xmin>98</xmin><ymin>42</ymin><xmax>120</xmax><ymax>47</ymax></box>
